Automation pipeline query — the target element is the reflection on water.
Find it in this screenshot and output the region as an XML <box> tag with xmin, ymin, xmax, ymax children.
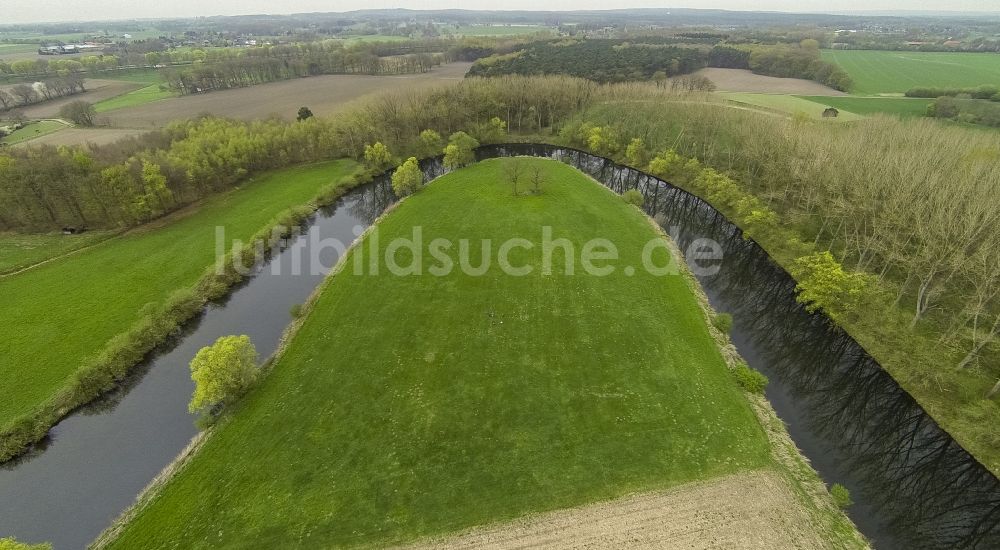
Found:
<box><xmin>479</xmin><ymin>144</ymin><xmax>1000</xmax><ymax>550</ymax></box>
<box><xmin>2</xmin><ymin>147</ymin><xmax>997</xmax><ymax>549</ymax></box>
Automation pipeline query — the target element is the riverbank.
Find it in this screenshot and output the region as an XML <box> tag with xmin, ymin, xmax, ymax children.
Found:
<box><xmin>0</xmin><ymin>160</ymin><xmax>359</xmax><ymax>462</ymax></box>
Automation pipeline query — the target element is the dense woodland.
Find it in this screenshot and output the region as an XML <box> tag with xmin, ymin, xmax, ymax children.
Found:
<box><xmin>467</xmin><ymin>39</ymin><xmax>708</xmax><ymax>83</ymax></box>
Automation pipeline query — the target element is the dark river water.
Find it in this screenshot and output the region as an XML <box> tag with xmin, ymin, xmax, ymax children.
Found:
<box><xmin>1</xmin><ymin>145</ymin><xmax>997</xmax><ymax>549</ymax></box>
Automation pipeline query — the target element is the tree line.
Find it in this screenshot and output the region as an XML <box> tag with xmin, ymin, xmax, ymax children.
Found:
<box><xmin>928</xmin><ymin>96</ymin><xmax>1000</xmax><ymax>127</ymax></box>
<box><xmin>467</xmin><ymin>39</ymin><xmax>708</xmax><ymax>83</ymax></box>
<box><xmin>0</xmin><ymin>75</ymin><xmax>596</xmax><ymax>231</ymax></box>
<box><xmin>747</xmin><ymin>41</ymin><xmax>853</xmax><ymax>91</ymax></box>
<box><xmin>0</xmin><ymin>74</ymin><xmax>86</xmax><ymax>111</ymax></box>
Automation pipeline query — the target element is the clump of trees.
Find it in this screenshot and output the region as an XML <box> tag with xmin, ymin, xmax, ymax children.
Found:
<box><xmin>906</xmin><ymin>85</ymin><xmax>1000</xmax><ymax>100</ymax></box>
<box><xmin>443</xmin><ymin>131</ymin><xmax>479</xmax><ymax>170</ymax></box>
<box><xmin>748</xmin><ymin>42</ymin><xmax>853</xmax><ymax>91</ymax></box>
<box><xmin>188</xmin><ymin>335</ymin><xmax>258</xmax><ymax>420</ymax></box>
<box><xmin>468</xmin><ymin>39</ymin><xmax>708</xmax><ymax>83</ymax></box>
<box><xmin>58</xmin><ymin>100</ymin><xmax>96</xmax><ymax>126</ymax></box>
<box><xmin>928</xmin><ymin>96</ymin><xmax>1000</xmax><ymax>127</ymax></box>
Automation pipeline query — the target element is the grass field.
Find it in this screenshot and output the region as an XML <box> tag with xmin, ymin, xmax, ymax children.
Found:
<box><xmin>94</xmin><ymin>84</ymin><xmax>175</xmax><ymax>113</ymax></box>
<box><xmin>0</xmin><ymin>120</ymin><xmax>66</xmax><ymax>144</ymax></box>
<box><xmin>799</xmin><ymin>96</ymin><xmax>933</xmax><ymax>117</ymax></box>
<box><xmin>0</xmin><ymin>160</ymin><xmax>357</xmax><ymax>428</ymax></box>
<box><xmin>104</xmin><ymin>158</ymin><xmax>772</xmax><ymax>548</ymax></box>
<box><xmin>717</xmin><ymin>92</ymin><xmax>864</xmax><ymax>120</ymax></box>
<box><xmin>450</xmin><ymin>24</ymin><xmax>552</xmax><ymax>36</ymax></box>
<box><xmin>0</xmin><ymin>230</ymin><xmax>116</xmax><ymax>275</ymax></box>
<box><xmin>822</xmin><ymin>50</ymin><xmax>1000</xmax><ymax>95</ymax></box>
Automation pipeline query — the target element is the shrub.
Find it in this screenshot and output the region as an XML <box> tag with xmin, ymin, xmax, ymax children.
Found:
<box><xmin>289</xmin><ymin>304</ymin><xmax>303</xmax><ymax>318</ymax></box>
<box><xmin>733</xmin><ymin>361</ymin><xmax>768</xmax><ymax>394</ymax></box>
<box><xmin>443</xmin><ymin>131</ymin><xmax>479</xmax><ymax>170</ymax></box>
<box><xmin>622</xmin><ymin>189</ymin><xmax>644</xmax><ymax>207</ymax></box>
<box><xmin>712</xmin><ymin>312</ymin><xmax>733</xmax><ymax>334</ymax></box>
<box><xmin>830</xmin><ymin>483</ymin><xmax>853</xmax><ymax>509</ymax></box>
<box><xmin>791</xmin><ymin>251</ymin><xmax>873</xmax><ymax>316</ymax></box>
<box><xmin>0</xmin><ymin>537</ymin><xmax>52</xmax><ymax>550</ymax></box>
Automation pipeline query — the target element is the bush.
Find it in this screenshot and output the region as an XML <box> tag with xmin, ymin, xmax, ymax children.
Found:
<box><xmin>733</xmin><ymin>361</ymin><xmax>768</xmax><ymax>394</ymax></box>
<box><xmin>289</xmin><ymin>303</ymin><xmax>303</xmax><ymax>318</ymax></box>
<box><xmin>0</xmin><ymin>537</ymin><xmax>52</xmax><ymax>550</ymax></box>
<box><xmin>830</xmin><ymin>483</ymin><xmax>853</xmax><ymax>509</ymax></box>
<box><xmin>188</xmin><ymin>335</ymin><xmax>259</xmax><ymax>419</ymax></box>
<box><xmin>58</xmin><ymin>100</ymin><xmax>96</xmax><ymax>126</ymax></box>
<box><xmin>712</xmin><ymin>312</ymin><xmax>733</xmax><ymax>334</ymax></box>
<box><xmin>622</xmin><ymin>189</ymin><xmax>645</xmax><ymax>207</ymax></box>
<box><xmin>391</xmin><ymin>157</ymin><xmax>424</xmax><ymax>197</ymax></box>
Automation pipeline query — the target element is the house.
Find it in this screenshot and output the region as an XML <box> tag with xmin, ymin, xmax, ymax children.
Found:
<box><xmin>822</xmin><ymin>107</ymin><xmax>839</xmax><ymax>118</ymax></box>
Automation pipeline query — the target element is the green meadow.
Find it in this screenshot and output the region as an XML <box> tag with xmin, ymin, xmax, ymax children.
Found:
<box><xmin>0</xmin><ymin>160</ymin><xmax>356</xmax><ymax>428</ymax></box>
<box><xmin>106</xmin><ymin>158</ymin><xmax>771</xmax><ymax>548</ymax></box>
<box><xmin>822</xmin><ymin>50</ymin><xmax>1000</xmax><ymax>95</ymax></box>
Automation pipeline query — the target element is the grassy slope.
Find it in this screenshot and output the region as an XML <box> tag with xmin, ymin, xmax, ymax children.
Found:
<box><xmin>822</xmin><ymin>50</ymin><xmax>1000</xmax><ymax>95</ymax></box>
<box><xmin>0</xmin><ymin>230</ymin><xmax>117</xmax><ymax>274</ymax></box>
<box><xmin>94</xmin><ymin>84</ymin><xmax>174</xmax><ymax>113</ymax></box>
<box><xmin>106</xmin><ymin>158</ymin><xmax>771</xmax><ymax>548</ymax></box>
<box><xmin>1</xmin><ymin>120</ymin><xmax>65</xmax><ymax>144</ymax></box>
<box><xmin>0</xmin><ymin>160</ymin><xmax>356</xmax><ymax>426</ymax></box>
<box><xmin>717</xmin><ymin>92</ymin><xmax>864</xmax><ymax>121</ymax></box>
<box><xmin>798</xmin><ymin>96</ymin><xmax>933</xmax><ymax>117</ymax></box>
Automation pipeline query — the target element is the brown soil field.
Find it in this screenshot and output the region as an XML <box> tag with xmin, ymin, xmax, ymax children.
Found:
<box><xmin>400</xmin><ymin>470</ymin><xmax>829</xmax><ymax>549</ymax></box>
<box><xmin>8</xmin><ymin>79</ymin><xmax>142</xmax><ymax>119</ymax></box>
<box><xmin>15</xmin><ymin>127</ymin><xmax>147</xmax><ymax>148</ymax></box>
<box><xmin>692</xmin><ymin>68</ymin><xmax>847</xmax><ymax>96</ymax></box>
<box><xmin>99</xmin><ymin>62</ymin><xmax>472</xmax><ymax>129</ymax></box>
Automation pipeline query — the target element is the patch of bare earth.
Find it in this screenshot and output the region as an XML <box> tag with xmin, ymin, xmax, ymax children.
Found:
<box><xmin>400</xmin><ymin>471</ymin><xmax>828</xmax><ymax>550</ymax></box>
<box><xmin>98</xmin><ymin>62</ymin><xmax>472</xmax><ymax>129</ymax></box>
<box><xmin>692</xmin><ymin>68</ymin><xmax>846</xmax><ymax>96</ymax></box>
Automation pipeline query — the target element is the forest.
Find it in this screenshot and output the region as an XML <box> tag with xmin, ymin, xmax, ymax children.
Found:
<box><xmin>0</xmin><ymin>74</ymin><xmax>86</xmax><ymax>111</ymax></box>
<box><xmin>467</xmin><ymin>39</ymin><xmax>708</xmax><ymax>83</ymax></box>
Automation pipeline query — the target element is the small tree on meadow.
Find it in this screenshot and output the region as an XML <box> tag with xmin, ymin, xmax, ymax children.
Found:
<box><xmin>418</xmin><ymin>129</ymin><xmax>442</xmax><ymax>157</ymax></box>
<box><xmin>392</xmin><ymin>157</ymin><xmax>424</xmax><ymax>197</ymax></box>
<box><xmin>504</xmin><ymin>158</ymin><xmax>524</xmax><ymax>195</ymax></box>
<box><xmin>530</xmin><ymin>164</ymin><xmax>544</xmax><ymax>194</ymax></box>
<box><xmin>363</xmin><ymin>141</ymin><xmax>393</xmax><ymax>172</ymax></box>
<box><xmin>623</xmin><ymin>189</ymin><xmax>644</xmax><ymax>207</ymax></box>
<box><xmin>188</xmin><ymin>335</ymin><xmax>258</xmax><ymax>420</ymax></box>
<box><xmin>296</xmin><ymin>106</ymin><xmax>313</xmax><ymax>121</ymax></box>
<box><xmin>443</xmin><ymin>131</ymin><xmax>479</xmax><ymax>170</ymax></box>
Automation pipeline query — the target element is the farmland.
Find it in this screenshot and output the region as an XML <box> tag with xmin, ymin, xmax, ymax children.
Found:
<box><xmin>0</xmin><ymin>160</ymin><xmax>356</xmax><ymax>429</ymax></box>
<box><xmin>0</xmin><ymin>119</ymin><xmax>66</xmax><ymax>144</ymax></box>
<box><xmin>799</xmin><ymin>96</ymin><xmax>933</xmax><ymax>117</ymax></box>
<box><xmin>821</xmin><ymin>50</ymin><xmax>1000</xmax><ymax>95</ymax></box>
<box><xmin>100</xmin><ymin>158</ymin><xmax>803</xmax><ymax>548</ymax></box>
<box><xmin>0</xmin><ymin>230</ymin><xmax>115</xmax><ymax>275</ymax></box>
<box><xmin>718</xmin><ymin>92</ymin><xmax>865</xmax><ymax>120</ymax></box>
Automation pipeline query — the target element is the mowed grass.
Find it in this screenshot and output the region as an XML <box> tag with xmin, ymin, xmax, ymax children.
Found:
<box><xmin>822</xmin><ymin>50</ymin><xmax>1000</xmax><ymax>95</ymax></box>
<box><xmin>0</xmin><ymin>230</ymin><xmax>116</xmax><ymax>275</ymax></box>
<box><xmin>717</xmin><ymin>92</ymin><xmax>864</xmax><ymax>121</ymax></box>
<box><xmin>94</xmin><ymin>84</ymin><xmax>175</xmax><ymax>113</ymax></box>
<box><xmin>798</xmin><ymin>95</ymin><xmax>933</xmax><ymax>117</ymax></box>
<box><xmin>0</xmin><ymin>160</ymin><xmax>357</xmax><ymax>426</ymax></box>
<box><xmin>1</xmin><ymin>120</ymin><xmax>66</xmax><ymax>144</ymax></box>
<box><xmin>107</xmin><ymin>158</ymin><xmax>771</xmax><ymax>549</ymax></box>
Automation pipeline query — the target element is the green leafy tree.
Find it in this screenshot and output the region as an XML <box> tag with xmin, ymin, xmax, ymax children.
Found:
<box><xmin>625</xmin><ymin>138</ymin><xmax>648</xmax><ymax>168</ymax></box>
<box><xmin>296</xmin><ymin>106</ymin><xmax>313</xmax><ymax>122</ymax></box>
<box><xmin>141</xmin><ymin>160</ymin><xmax>174</xmax><ymax>215</ymax></box>
<box><xmin>443</xmin><ymin>131</ymin><xmax>479</xmax><ymax>170</ymax></box>
<box><xmin>391</xmin><ymin>157</ymin><xmax>424</xmax><ymax>197</ymax></box>
<box><xmin>363</xmin><ymin>141</ymin><xmax>393</xmax><ymax>172</ymax></box>
<box><xmin>480</xmin><ymin>116</ymin><xmax>507</xmax><ymax>143</ymax></box>
<box><xmin>830</xmin><ymin>483</ymin><xmax>853</xmax><ymax>509</ymax></box>
<box><xmin>646</xmin><ymin>149</ymin><xmax>684</xmax><ymax>179</ymax></box>
<box><xmin>791</xmin><ymin>251</ymin><xmax>873</xmax><ymax>316</ymax></box>
<box><xmin>189</xmin><ymin>335</ymin><xmax>258</xmax><ymax>417</ymax></box>
<box><xmin>418</xmin><ymin>129</ymin><xmax>442</xmax><ymax>157</ymax></box>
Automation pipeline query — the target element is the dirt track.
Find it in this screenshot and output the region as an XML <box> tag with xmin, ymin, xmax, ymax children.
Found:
<box><xmin>692</xmin><ymin>68</ymin><xmax>847</xmax><ymax>96</ymax></box>
<box><xmin>99</xmin><ymin>62</ymin><xmax>472</xmax><ymax>129</ymax></box>
<box><xmin>401</xmin><ymin>471</ymin><xmax>829</xmax><ymax>550</ymax></box>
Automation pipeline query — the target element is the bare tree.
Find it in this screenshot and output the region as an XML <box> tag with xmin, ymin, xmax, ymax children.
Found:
<box><xmin>530</xmin><ymin>164</ymin><xmax>545</xmax><ymax>194</ymax></box>
<box><xmin>504</xmin><ymin>158</ymin><xmax>524</xmax><ymax>196</ymax></box>
<box><xmin>10</xmin><ymin>84</ymin><xmax>36</xmax><ymax>106</ymax></box>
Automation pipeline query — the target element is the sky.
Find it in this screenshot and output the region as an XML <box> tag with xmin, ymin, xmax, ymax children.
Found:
<box><xmin>2</xmin><ymin>0</ymin><xmax>996</xmax><ymax>25</ymax></box>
